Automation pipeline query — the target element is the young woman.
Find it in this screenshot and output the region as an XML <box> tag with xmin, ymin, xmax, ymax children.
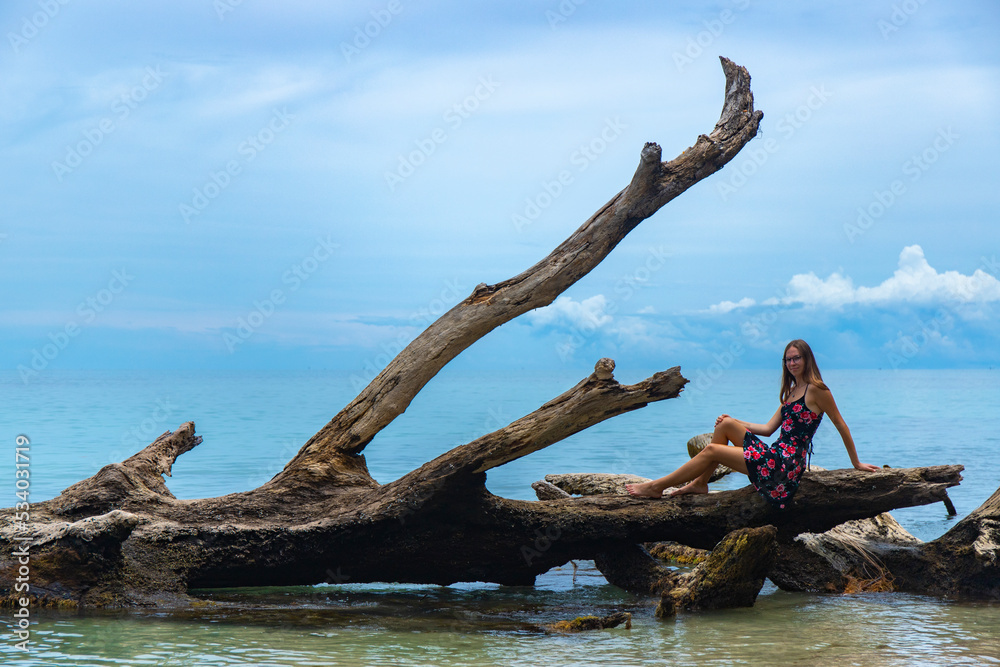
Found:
<box><xmin>626</xmin><ymin>339</ymin><xmax>879</xmax><ymax>509</ymax></box>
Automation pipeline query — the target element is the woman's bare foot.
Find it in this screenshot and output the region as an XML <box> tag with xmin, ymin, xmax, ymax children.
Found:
<box><xmin>668</xmin><ymin>480</ymin><xmax>709</xmax><ymax>497</ymax></box>
<box><xmin>625</xmin><ymin>482</ymin><xmax>663</xmax><ymax>499</ymax></box>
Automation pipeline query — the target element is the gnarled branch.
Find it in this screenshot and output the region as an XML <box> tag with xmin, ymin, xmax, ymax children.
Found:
<box><xmin>271</xmin><ymin>57</ymin><xmax>763</xmax><ymax>493</ymax></box>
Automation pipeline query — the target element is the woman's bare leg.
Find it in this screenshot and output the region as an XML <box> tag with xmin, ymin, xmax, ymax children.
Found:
<box><xmin>626</xmin><ymin>418</ymin><xmax>750</xmax><ymax>498</ymax></box>
<box><xmin>670</xmin><ymin>417</ymin><xmax>750</xmax><ymax>496</ymax></box>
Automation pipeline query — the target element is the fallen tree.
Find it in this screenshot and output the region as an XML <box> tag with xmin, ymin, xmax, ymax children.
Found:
<box><xmin>536</xmin><ymin>469</ymin><xmax>970</xmax><ymax>602</ymax></box>
<box><xmin>771</xmin><ymin>487</ymin><xmax>1000</xmax><ymax>599</ymax></box>
<box><xmin>0</xmin><ymin>58</ymin><xmax>970</xmax><ymax>609</ymax></box>
<box><xmin>543</xmin><ymin>463</ymin><xmax>999</xmax><ymax>603</ymax></box>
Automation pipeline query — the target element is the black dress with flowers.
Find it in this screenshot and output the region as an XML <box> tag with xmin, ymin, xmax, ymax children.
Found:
<box><xmin>742</xmin><ymin>385</ymin><xmax>823</xmax><ymax>509</ymax></box>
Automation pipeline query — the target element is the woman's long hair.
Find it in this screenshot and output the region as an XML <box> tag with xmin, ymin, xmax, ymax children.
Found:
<box><xmin>780</xmin><ymin>339</ymin><xmax>828</xmax><ymax>403</ymax></box>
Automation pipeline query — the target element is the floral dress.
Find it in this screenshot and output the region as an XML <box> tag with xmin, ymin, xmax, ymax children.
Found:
<box><xmin>742</xmin><ymin>386</ymin><xmax>823</xmax><ymax>509</ymax></box>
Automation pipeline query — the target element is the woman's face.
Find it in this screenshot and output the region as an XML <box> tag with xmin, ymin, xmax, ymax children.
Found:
<box><xmin>784</xmin><ymin>346</ymin><xmax>803</xmax><ymax>375</ymax></box>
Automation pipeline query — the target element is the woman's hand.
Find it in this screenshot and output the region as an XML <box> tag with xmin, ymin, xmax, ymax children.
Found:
<box><xmin>715</xmin><ymin>414</ymin><xmax>730</xmax><ymax>427</ymax></box>
<box><xmin>854</xmin><ymin>462</ymin><xmax>880</xmax><ymax>472</ymax></box>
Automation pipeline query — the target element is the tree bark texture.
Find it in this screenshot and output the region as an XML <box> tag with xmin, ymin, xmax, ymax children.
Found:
<box><xmin>0</xmin><ymin>58</ymin><xmax>982</xmax><ymax>609</ymax></box>
<box><xmin>772</xmin><ymin>487</ymin><xmax>1000</xmax><ymax>599</ymax></box>
<box><xmin>656</xmin><ymin>526</ymin><xmax>778</xmax><ymax>617</ymax></box>
<box><xmin>540</xmin><ymin>469</ymin><xmax>966</xmax><ymax>601</ymax></box>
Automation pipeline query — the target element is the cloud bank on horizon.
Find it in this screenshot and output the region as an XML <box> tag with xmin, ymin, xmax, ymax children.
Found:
<box><xmin>2</xmin><ymin>0</ymin><xmax>998</xmax><ymax>379</ymax></box>
<box><xmin>529</xmin><ymin>244</ymin><xmax>999</xmax><ymax>371</ymax></box>
<box><xmin>708</xmin><ymin>245</ymin><xmax>1000</xmax><ymax>311</ymax></box>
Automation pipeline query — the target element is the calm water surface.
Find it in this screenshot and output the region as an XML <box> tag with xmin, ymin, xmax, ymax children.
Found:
<box><xmin>2</xmin><ymin>369</ymin><xmax>998</xmax><ymax>665</ymax></box>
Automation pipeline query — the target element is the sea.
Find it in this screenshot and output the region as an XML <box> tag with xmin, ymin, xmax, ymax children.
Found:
<box><xmin>1</xmin><ymin>367</ymin><xmax>998</xmax><ymax>666</ymax></box>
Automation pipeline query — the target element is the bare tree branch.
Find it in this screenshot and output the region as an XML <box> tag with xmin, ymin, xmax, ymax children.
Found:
<box><xmin>272</xmin><ymin>57</ymin><xmax>763</xmax><ymax>493</ymax></box>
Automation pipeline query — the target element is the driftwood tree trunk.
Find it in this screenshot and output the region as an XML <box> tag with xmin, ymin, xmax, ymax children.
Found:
<box><xmin>0</xmin><ymin>58</ymin><xmax>973</xmax><ymax>609</ymax></box>
<box><xmin>771</xmin><ymin>487</ymin><xmax>1000</xmax><ymax>599</ymax></box>
<box><xmin>536</xmin><ymin>469</ymin><xmax>970</xmax><ymax>604</ymax></box>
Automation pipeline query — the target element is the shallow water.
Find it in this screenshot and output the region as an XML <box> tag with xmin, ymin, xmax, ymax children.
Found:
<box><xmin>2</xmin><ymin>368</ymin><xmax>998</xmax><ymax>665</ymax></box>
<box><xmin>5</xmin><ymin>564</ymin><xmax>1000</xmax><ymax>666</ymax></box>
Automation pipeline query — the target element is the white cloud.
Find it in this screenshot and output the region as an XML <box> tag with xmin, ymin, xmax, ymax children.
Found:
<box><xmin>527</xmin><ymin>295</ymin><xmax>612</xmax><ymax>331</ymax></box>
<box><xmin>709</xmin><ymin>245</ymin><xmax>1000</xmax><ymax>311</ymax></box>
<box><xmin>707</xmin><ymin>297</ymin><xmax>756</xmax><ymax>314</ymax></box>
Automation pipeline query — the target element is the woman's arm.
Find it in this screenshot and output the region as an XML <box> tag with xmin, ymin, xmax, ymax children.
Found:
<box><xmin>717</xmin><ymin>407</ymin><xmax>782</xmax><ymax>437</ymax></box>
<box><xmin>811</xmin><ymin>386</ymin><xmax>879</xmax><ymax>472</ymax></box>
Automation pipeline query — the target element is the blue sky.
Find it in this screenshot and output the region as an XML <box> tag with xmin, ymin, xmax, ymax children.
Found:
<box><xmin>2</xmin><ymin>0</ymin><xmax>998</xmax><ymax>382</ymax></box>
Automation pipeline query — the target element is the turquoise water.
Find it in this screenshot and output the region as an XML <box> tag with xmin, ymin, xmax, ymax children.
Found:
<box><xmin>2</xmin><ymin>368</ymin><xmax>999</xmax><ymax>665</ymax></box>
<box><xmin>6</xmin><ymin>575</ymin><xmax>1000</xmax><ymax>666</ymax></box>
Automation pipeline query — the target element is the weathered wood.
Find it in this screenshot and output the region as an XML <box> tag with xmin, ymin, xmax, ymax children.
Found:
<box><xmin>542</xmin><ymin>467</ymin><xmax>967</xmax><ymax>602</ymax></box>
<box><xmin>592</xmin><ymin>543</ymin><xmax>679</xmax><ymax>596</ymax></box>
<box><xmin>591</xmin><ymin>526</ymin><xmax>779</xmax><ymax>615</ymax></box>
<box><xmin>0</xmin><ymin>57</ymin><xmax>985</xmax><ymax>609</ymax></box>
<box><xmin>397</xmin><ymin>364</ymin><xmax>688</xmax><ymax>484</ymax></box>
<box><xmin>266</xmin><ymin>55</ymin><xmax>764</xmax><ymax>495</ymax></box>
<box><xmin>51</xmin><ymin>423</ymin><xmax>203</xmax><ymax>517</ymax></box>
<box><xmin>646</xmin><ymin>541</ymin><xmax>709</xmax><ymax>565</ymax></box>
<box><xmin>788</xmin><ymin>487</ymin><xmax>1000</xmax><ymax>600</ymax></box>
<box><xmin>539</xmin><ymin>466</ymin><xmax>963</xmax><ymax>547</ymax></box>
<box><xmin>544</xmin><ymin>473</ymin><xmax>653</xmax><ymax>497</ymax></box>
<box><xmin>0</xmin><ymin>435</ymin><xmax>962</xmax><ymax>608</ymax></box>
<box><xmin>3</xmin><ymin>362</ymin><xmax>695</xmax><ymax>606</ymax></box>
<box><xmin>548</xmin><ymin>612</ymin><xmax>632</xmax><ymax>632</ymax></box>
<box><xmin>657</xmin><ymin>526</ymin><xmax>777</xmax><ymax>617</ymax></box>
<box><xmin>769</xmin><ymin>512</ymin><xmax>919</xmax><ymax>593</ymax></box>
<box><xmin>531</xmin><ymin>480</ymin><xmax>573</xmax><ymax>500</ymax></box>
<box><xmin>897</xmin><ymin>487</ymin><xmax>1000</xmax><ymax>599</ymax></box>
<box><xmin>765</xmin><ymin>489</ymin><xmax>1000</xmax><ymax>600</ymax></box>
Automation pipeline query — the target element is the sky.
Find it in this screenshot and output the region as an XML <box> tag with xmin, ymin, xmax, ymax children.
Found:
<box><xmin>2</xmin><ymin>0</ymin><xmax>999</xmax><ymax>384</ymax></box>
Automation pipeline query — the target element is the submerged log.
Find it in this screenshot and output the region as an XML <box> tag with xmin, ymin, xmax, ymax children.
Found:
<box><xmin>548</xmin><ymin>612</ymin><xmax>632</xmax><ymax>632</ymax></box>
<box><xmin>589</xmin><ymin>526</ymin><xmax>778</xmax><ymax>617</ymax></box>
<box><xmin>657</xmin><ymin>526</ymin><xmax>777</xmax><ymax>617</ymax></box>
